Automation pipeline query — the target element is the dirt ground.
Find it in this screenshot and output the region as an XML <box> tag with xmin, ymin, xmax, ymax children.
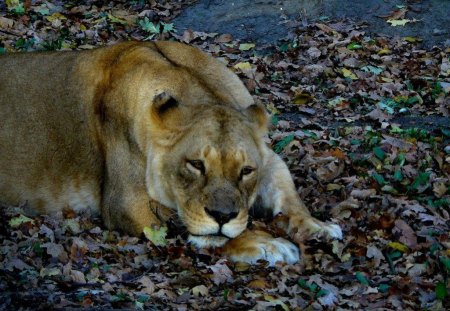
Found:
<box><xmin>174</xmin><ymin>0</ymin><xmax>450</xmax><ymax>48</ymax></box>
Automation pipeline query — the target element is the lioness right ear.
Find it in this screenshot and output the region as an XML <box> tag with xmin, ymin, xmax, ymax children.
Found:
<box><xmin>245</xmin><ymin>102</ymin><xmax>269</xmax><ymax>133</ymax></box>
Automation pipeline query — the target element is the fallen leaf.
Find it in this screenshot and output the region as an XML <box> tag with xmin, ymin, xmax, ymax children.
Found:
<box><xmin>208</xmin><ymin>259</ymin><xmax>233</xmax><ymax>285</ymax></box>
<box><xmin>42</xmin><ymin>242</ymin><xmax>68</xmax><ymax>261</ymax></box>
<box><xmin>366</xmin><ymin>246</ymin><xmax>384</xmax><ymax>266</ymax></box>
<box><xmin>247</xmin><ymin>279</ymin><xmax>269</xmax><ymax>289</ymax></box>
<box><xmin>71</xmin><ymin>270</ymin><xmax>86</xmax><ymax>283</ymax></box>
<box><xmin>233</xmin><ymin>62</ymin><xmax>252</xmax><ymax>70</ymax></box>
<box><xmin>341</xmin><ymin>68</ymin><xmax>358</xmax><ymax>80</ymax></box>
<box><xmin>239</xmin><ymin>43</ymin><xmax>255</xmax><ymax>51</ymax></box>
<box><xmin>0</xmin><ymin>16</ymin><xmax>14</xmax><ymax>28</ymax></box>
<box><xmin>215</xmin><ymin>33</ymin><xmax>233</xmax><ymax>43</ymax></box>
<box><xmin>388</xmin><ymin>241</ymin><xmax>409</xmax><ymax>253</ymax></box>
<box><xmin>138</xmin><ymin>276</ymin><xmax>156</xmax><ymax>295</ymax></box>
<box><xmin>403</xmin><ymin>36</ymin><xmax>422</xmax><ymax>43</ymax></box>
<box><xmin>292</xmin><ymin>92</ymin><xmax>314</xmax><ymax>105</ymax></box>
<box><xmin>387</xmin><ymin>19</ymin><xmax>410</xmax><ymax>26</ymax></box>
<box><xmin>46</xmin><ymin>12</ymin><xmax>66</xmax><ymax>22</ymax></box>
<box><xmin>350</xmin><ymin>189</ymin><xmax>376</xmax><ymax>199</ymax></box>
<box><xmin>192</xmin><ymin>284</ymin><xmax>208</xmax><ymax>297</ymax></box>
<box><xmin>9</xmin><ymin>214</ymin><xmax>34</xmax><ymax>227</ymax></box>
<box><xmin>143</xmin><ymin>225</ymin><xmax>167</xmax><ymax>247</ymax></box>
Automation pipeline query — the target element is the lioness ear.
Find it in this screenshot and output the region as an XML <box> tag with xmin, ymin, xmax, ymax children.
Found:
<box><xmin>153</xmin><ymin>91</ymin><xmax>179</xmax><ymax>115</ymax></box>
<box><xmin>245</xmin><ymin>103</ymin><xmax>268</xmax><ymax>133</ymax></box>
<box><xmin>150</xmin><ymin>91</ymin><xmax>181</xmax><ymax>126</ymax></box>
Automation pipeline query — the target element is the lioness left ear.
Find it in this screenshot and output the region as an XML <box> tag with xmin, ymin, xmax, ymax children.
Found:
<box><xmin>150</xmin><ymin>91</ymin><xmax>183</xmax><ymax>127</ymax></box>
<box><xmin>152</xmin><ymin>91</ymin><xmax>179</xmax><ymax>115</ymax></box>
<box><xmin>245</xmin><ymin>103</ymin><xmax>268</xmax><ymax>133</ymax></box>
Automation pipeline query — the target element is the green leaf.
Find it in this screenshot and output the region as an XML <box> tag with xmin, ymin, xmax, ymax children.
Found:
<box><xmin>270</xmin><ymin>115</ymin><xmax>279</xmax><ymax>126</ymax></box>
<box><xmin>381</xmin><ymin>185</ymin><xmax>398</xmax><ymax>194</ymax></box>
<box><xmin>278</xmin><ymin>42</ymin><xmax>289</xmax><ymax>52</ymax></box>
<box><xmin>9</xmin><ymin>214</ymin><xmax>34</xmax><ymax>227</ymax></box>
<box><xmin>442</xmin><ymin>129</ymin><xmax>450</xmax><ymax>137</ymax></box>
<box><xmin>273</xmin><ymin>134</ymin><xmax>295</xmax><ymax>153</ymax></box>
<box><xmin>387</xmin><ymin>250</ymin><xmax>402</xmax><ymax>260</ymax></box>
<box><xmin>347</xmin><ymin>42</ymin><xmax>362</xmax><ymax>50</ymax></box>
<box><xmin>361</xmin><ymin>65</ymin><xmax>383</xmax><ymax>75</ymax></box>
<box><xmin>355</xmin><ymin>272</ymin><xmax>369</xmax><ymax>285</ymax></box>
<box><xmin>0</xmin><ymin>47</ymin><xmax>6</xmax><ymax>54</ymax></box>
<box><xmin>440</xmin><ymin>256</ymin><xmax>450</xmax><ymax>272</ymax></box>
<box><xmin>34</xmin><ymin>5</ymin><xmax>50</xmax><ymax>15</ymax></box>
<box><xmin>372</xmin><ymin>172</ymin><xmax>386</xmax><ymax>185</ymax></box>
<box><xmin>162</xmin><ymin>22</ymin><xmax>175</xmax><ymax>33</ymax></box>
<box><xmin>316</xmin><ymin>288</ymin><xmax>329</xmax><ymax>298</ymax></box>
<box><xmin>373</xmin><ymin>147</ymin><xmax>386</xmax><ymax>161</ymax></box>
<box><xmin>300</xmin><ymin>130</ymin><xmax>318</xmax><ymax>139</ymax></box>
<box><xmin>108</xmin><ymin>13</ymin><xmax>128</xmax><ymax>25</ymax></box>
<box><xmin>6</xmin><ymin>0</ymin><xmax>25</xmax><ymax>14</ymax></box>
<box><xmin>410</xmin><ymin>172</ymin><xmax>431</xmax><ymax>190</ymax></box>
<box><xmin>239</xmin><ymin>43</ymin><xmax>255</xmax><ymax>51</ymax></box>
<box><xmin>393</xmin><ymin>170</ymin><xmax>403</xmax><ymax>182</ymax></box>
<box><xmin>396</xmin><ymin>153</ymin><xmax>406</xmax><ymax>166</ymax></box>
<box><xmin>378</xmin><ymin>283</ymin><xmax>390</xmax><ymax>293</ymax></box>
<box><xmin>435</xmin><ymin>282</ymin><xmax>447</xmax><ymax>300</ymax></box>
<box><xmin>143</xmin><ymin>225</ymin><xmax>167</xmax><ymax>246</ymax></box>
<box><xmin>139</xmin><ymin>17</ymin><xmax>159</xmax><ymax>33</ymax></box>
<box><xmin>404</xmin><ymin>36</ymin><xmax>420</xmax><ymax>43</ymax></box>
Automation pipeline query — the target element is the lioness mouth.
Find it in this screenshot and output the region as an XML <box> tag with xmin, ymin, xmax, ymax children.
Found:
<box><xmin>189</xmin><ymin>233</ymin><xmax>222</xmax><ymax>237</ymax></box>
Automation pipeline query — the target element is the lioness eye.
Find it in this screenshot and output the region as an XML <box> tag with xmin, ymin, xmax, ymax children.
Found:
<box><xmin>187</xmin><ymin>160</ymin><xmax>205</xmax><ymax>174</ymax></box>
<box><xmin>240</xmin><ymin>166</ymin><xmax>255</xmax><ymax>178</ymax></box>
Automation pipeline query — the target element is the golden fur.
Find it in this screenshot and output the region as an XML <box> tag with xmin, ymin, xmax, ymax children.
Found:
<box><xmin>0</xmin><ymin>41</ymin><xmax>341</xmax><ymax>265</ymax></box>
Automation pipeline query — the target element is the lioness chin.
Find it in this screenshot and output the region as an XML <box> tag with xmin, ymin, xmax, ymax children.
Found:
<box><xmin>0</xmin><ymin>41</ymin><xmax>341</xmax><ymax>266</ymax></box>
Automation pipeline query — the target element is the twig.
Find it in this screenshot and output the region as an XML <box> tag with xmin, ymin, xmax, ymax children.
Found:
<box><xmin>0</xmin><ymin>28</ymin><xmax>23</xmax><ymax>37</ymax></box>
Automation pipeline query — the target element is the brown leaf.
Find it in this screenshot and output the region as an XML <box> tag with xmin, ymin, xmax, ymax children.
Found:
<box><xmin>42</xmin><ymin>242</ymin><xmax>68</xmax><ymax>262</ymax></box>
<box><xmin>208</xmin><ymin>259</ymin><xmax>233</xmax><ymax>285</ymax></box>
<box><xmin>247</xmin><ymin>279</ymin><xmax>269</xmax><ymax>289</ymax></box>
<box><xmin>393</xmin><ymin>220</ymin><xmax>417</xmax><ymax>249</ymax></box>
<box><xmin>70</xmin><ymin>270</ymin><xmax>86</xmax><ymax>284</ymax></box>
<box><xmin>350</xmin><ymin>189</ymin><xmax>376</xmax><ymax>199</ymax></box>
<box><xmin>215</xmin><ymin>33</ymin><xmax>233</xmax><ymax>43</ymax></box>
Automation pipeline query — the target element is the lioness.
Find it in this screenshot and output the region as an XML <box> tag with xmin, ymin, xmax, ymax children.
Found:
<box><xmin>0</xmin><ymin>41</ymin><xmax>341</xmax><ymax>265</ymax></box>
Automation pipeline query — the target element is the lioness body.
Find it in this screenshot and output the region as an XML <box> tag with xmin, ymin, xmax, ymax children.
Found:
<box><xmin>0</xmin><ymin>42</ymin><xmax>341</xmax><ymax>265</ymax></box>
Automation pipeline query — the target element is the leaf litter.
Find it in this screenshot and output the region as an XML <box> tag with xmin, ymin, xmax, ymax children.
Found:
<box><xmin>0</xmin><ymin>0</ymin><xmax>449</xmax><ymax>310</ymax></box>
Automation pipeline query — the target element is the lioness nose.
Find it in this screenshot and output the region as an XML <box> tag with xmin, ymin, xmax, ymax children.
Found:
<box><xmin>205</xmin><ymin>208</ymin><xmax>238</xmax><ymax>226</ymax></box>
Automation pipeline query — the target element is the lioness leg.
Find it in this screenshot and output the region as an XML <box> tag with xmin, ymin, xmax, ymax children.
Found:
<box><xmin>258</xmin><ymin>150</ymin><xmax>342</xmax><ymax>240</ymax></box>
<box><xmin>101</xmin><ymin>141</ymin><xmax>161</xmax><ymax>236</ymax></box>
<box><xmin>102</xmin><ymin>185</ymin><xmax>161</xmax><ymax>236</ymax></box>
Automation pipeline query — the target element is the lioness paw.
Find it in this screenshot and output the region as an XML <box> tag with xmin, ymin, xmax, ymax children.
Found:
<box><xmin>288</xmin><ymin>215</ymin><xmax>343</xmax><ymax>240</ymax></box>
<box><xmin>223</xmin><ymin>230</ymin><xmax>300</xmax><ymax>266</ymax></box>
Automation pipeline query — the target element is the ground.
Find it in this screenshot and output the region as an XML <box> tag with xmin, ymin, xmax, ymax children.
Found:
<box><xmin>0</xmin><ymin>1</ymin><xmax>449</xmax><ymax>310</ymax></box>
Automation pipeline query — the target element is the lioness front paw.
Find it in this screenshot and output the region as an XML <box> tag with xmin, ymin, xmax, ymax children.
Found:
<box><xmin>222</xmin><ymin>230</ymin><xmax>300</xmax><ymax>266</ymax></box>
<box><xmin>288</xmin><ymin>215</ymin><xmax>343</xmax><ymax>240</ymax></box>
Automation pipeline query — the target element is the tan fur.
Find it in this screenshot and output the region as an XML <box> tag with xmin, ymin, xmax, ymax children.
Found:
<box><xmin>0</xmin><ymin>41</ymin><xmax>341</xmax><ymax>265</ymax></box>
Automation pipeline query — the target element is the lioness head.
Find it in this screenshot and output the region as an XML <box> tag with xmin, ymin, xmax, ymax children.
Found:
<box><xmin>150</xmin><ymin>98</ymin><xmax>268</xmax><ymax>247</ymax></box>
<box><xmin>96</xmin><ymin>41</ymin><xmax>268</xmax><ymax>247</ymax></box>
